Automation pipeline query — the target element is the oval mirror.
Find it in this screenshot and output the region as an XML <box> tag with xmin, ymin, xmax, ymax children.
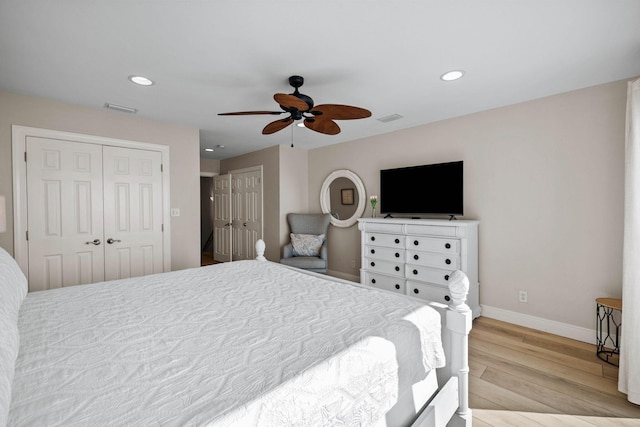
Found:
<box><xmin>320</xmin><ymin>170</ymin><xmax>366</xmax><ymax>227</ymax></box>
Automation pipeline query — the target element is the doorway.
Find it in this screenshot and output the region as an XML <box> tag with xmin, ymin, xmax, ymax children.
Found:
<box><xmin>200</xmin><ymin>175</ymin><xmax>215</xmax><ymax>266</ymax></box>
<box><xmin>210</xmin><ymin>166</ymin><xmax>263</xmax><ymax>263</ymax></box>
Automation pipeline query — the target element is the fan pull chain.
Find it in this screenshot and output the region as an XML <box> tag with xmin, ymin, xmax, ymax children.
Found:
<box><xmin>290</xmin><ymin>122</ymin><xmax>294</xmax><ymax>147</ymax></box>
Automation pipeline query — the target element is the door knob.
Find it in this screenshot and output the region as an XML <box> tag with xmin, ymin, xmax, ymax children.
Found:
<box><xmin>107</xmin><ymin>238</ymin><xmax>121</xmax><ymax>244</ymax></box>
<box><xmin>85</xmin><ymin>239</ymin><xmax>101</xmax><ymax>245</ymax></box>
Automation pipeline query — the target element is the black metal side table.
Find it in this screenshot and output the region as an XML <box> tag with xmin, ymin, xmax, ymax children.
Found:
<box><xmin>596</xmin><ymin>298</ymin><xmax>622</xmax><ymax>366</ymax></box>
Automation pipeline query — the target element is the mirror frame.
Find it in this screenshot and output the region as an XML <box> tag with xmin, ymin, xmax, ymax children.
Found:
<box><xmin>320</xmin><ymin>169</ymin><xmax>366</xmax><ymax>228</ymax></box>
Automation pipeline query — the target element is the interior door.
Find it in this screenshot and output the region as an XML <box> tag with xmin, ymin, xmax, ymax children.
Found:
<box><xmin>103</xmin><ymin>146</ymin><xmax>164</xmax><ymax>280</ymax></box>
<box><xmin>26</xmin><ymin>137</ymin><xmax>105</xmax><ymax>291</ymax></box>
<box><xmin>213</xmin><ymin>174</ymin><xmax>232</xmax><ymax>263</ymax></box>
<box><xmin>231</xmin><ymin>168</ymin><xmax>263</xmax><ymax>260</ymax></box>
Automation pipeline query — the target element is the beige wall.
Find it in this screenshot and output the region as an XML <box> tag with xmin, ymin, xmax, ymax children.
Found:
<box><xmin>0</xmin><ymin>90</ymin><xmax>201</xmax><ymax>271</ymax></box>
<box><xmin>279</xmin><ymin>146</ymin><xmax>309</xmax><ymax>249</ymax></box>
<box><xmin>309</xmin><ymin>79</ymin><xmax>629</xmax><ymax>330</ymax></box>
<box><xmin>200</xmin><ymin>158</ymin><xmax>220</xmax><ymax>174</ymax></box>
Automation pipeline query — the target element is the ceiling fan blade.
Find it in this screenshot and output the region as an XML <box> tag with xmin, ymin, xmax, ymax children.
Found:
<box><xmin>304</xmin><ymin>118</ymin><xmax>341</xmax><ymax>135</ymax></box>
<box><xmin>274</xmin><ymin>93</ymin><xmax>309</xmax><ymax>111</ymax></box>
<box><xmin>218</xmin><ymin>111</ymin><xmax>284</xmax><ymax>116</ymax></box>
<box><xmin>262</xmin><ymin>117</ymin><xmax>294</xmax><ymax>134</ymax></box>
<box><xmin>311</xmin><ymin>104</ymin><xmax>372</xmax><ymax>120</ymax></box>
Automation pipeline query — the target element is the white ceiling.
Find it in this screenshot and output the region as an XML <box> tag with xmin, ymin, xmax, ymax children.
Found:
<box><xmin>1</xmin><ymin>1</ymin><xmax>639</xmax><ymax>160</ymax></box>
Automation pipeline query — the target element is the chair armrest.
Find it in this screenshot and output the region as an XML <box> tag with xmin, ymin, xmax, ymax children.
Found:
<box><xmin>283</xmin><ymin>243</ymin><xmax>294</xmax><ymax>258</ymax></box>
<box><xmin>320</xmin><ymin>243</ymin><xmax>328</xmax><ymax>261</ymax></box>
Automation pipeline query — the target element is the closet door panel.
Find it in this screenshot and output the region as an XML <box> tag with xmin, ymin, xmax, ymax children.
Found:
<box><xmin>103</xmin><ymin>146</ymin><xmax>164</xmax><ymax>280</ymax></box>
<box><xmin>26</xmin><ymin>137</ymin><xmax>104</xmax><ymax>291</ymax></box>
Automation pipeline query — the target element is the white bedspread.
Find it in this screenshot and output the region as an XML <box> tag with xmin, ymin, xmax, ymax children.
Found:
<box><xmin>9</xmin><ymin>261</ymin><xmax>445</xmax><ymax>426</ymax></box>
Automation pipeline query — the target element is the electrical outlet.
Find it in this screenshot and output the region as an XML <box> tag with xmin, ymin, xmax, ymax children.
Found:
<box><xmin>518</xmin><ymin>291</ymin><xmax>528</xmax><ymax>303</ymax></box>
<box><xmin>351</xmin><ymin>260</ymin><xmax>356</xmax><ymax>268</ymax></box>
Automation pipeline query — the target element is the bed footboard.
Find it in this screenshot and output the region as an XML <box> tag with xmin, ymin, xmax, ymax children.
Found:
<box><xmin>414</xmin><ymin>270</ymin><xmax>472</xmax><ymax>427</ymax></box>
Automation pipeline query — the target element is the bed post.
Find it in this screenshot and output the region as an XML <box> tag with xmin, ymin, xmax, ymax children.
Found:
<box><xmin>446</xmin><ymin>270</ymin><xmax>472</xmax><ymax>427</ymax></box>
<box><xmin>255</xmin><ymin>239</ymin><xmax>266</xmax><ymax>261</ymax></box>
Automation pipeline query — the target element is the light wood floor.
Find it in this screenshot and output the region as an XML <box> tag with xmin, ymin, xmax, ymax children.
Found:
<box><xmin>470</xmin><ymin>317</ymin><xmax>640</xmax><ymax>426</ymax></box>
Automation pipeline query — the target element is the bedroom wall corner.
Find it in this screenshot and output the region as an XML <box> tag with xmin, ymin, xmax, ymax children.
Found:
<box><xmin>0</xmin><ymin>90</ymin><xmax>201</xmax><ymax>271</ymax></box>
<box><xmin>279</xmin><ymin>145</ymin><xmax>309</xmax><ymax>257</ymax></box>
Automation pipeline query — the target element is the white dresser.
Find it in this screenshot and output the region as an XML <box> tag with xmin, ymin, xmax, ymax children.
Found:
<box><xmin>358</xmin><ymin>218</ymin><xmax>480</xmax><ymax>318</ymax></box>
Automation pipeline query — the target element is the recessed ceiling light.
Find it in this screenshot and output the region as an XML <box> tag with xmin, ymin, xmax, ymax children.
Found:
<box><xmin>440</xmin><ymin>70</ymin><xmax>465</xmax><ymax>81</ymax></box>
<box><xmin>216</xmin><ymin>145</ymin><xmax>225</xmax><ymax>149</ymax></box>
<box><xmin>128</xmin><ymin>75</ymin><xmax>154</xmax><ymax>86</ymax></box>
<box><xmin>204</xmin><ymin>148</ymin><xmax>214</xmax><ymax>152</ymax></box>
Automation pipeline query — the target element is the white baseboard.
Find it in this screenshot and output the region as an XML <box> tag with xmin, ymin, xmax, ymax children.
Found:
<box><xmin>481</xmin><ymin>305</ymin><xmax>596</xmax><ymax>345</ymax></box>
<box><xmin>327</xmin><ymin>270</ymin><xmax>360</xmax><ymax>283</ymax></box>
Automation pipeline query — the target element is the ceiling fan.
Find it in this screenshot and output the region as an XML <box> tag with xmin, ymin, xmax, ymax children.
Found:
<box><xmin>218</xmin><ymin>75</ymin><xmax>372</xmax><ymax>135</ymax></box>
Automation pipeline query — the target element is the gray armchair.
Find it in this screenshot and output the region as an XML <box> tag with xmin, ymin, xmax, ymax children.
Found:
<box><xmin>280</xmin><ymin>213</ymin><xmax>331</xmax><ymax>273</ymax></box>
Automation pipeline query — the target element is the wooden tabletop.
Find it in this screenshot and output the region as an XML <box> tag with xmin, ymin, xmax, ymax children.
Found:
<box><xmin>596</xmin><ymin>298</ymin><xmax>622</xmax><ymax>310</ymax></box>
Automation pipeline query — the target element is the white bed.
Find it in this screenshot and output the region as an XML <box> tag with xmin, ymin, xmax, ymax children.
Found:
<box><xmin>0</xmin><ymin>242</ymin><xmax>471</xmax><ymax>427</ymax></box>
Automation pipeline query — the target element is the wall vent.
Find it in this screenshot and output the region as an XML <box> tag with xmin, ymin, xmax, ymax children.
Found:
<box><xmin>104</xmin><ymin>103</ymin><xmax>137</xmax><ymax>114</ymax></box>
<box><xmin>376</xmin><ymin>114</ymin><xmax>403</xmax><ymax>123</ymax></box>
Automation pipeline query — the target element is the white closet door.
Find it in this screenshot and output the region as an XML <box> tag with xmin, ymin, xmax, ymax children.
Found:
<box><xmin>231</xmin><ymin>168</ymin><xmax>263</xmax><ymax>260</ymax></box>
<box><xmin>103</xmin><ymin>146</ymin><xmax>164</xmax><ymax>280</ymax></box>
<box><xmin>26</xmin><ymin>137</ymin><xmax>105</xmax><ymax>291</ymax></box>
<box><xmin>213</xmin><ymin>174</ymin><xmax>232</xmax><ymax>263</ymax></box>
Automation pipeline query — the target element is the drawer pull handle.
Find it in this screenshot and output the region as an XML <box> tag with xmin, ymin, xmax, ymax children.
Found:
<box><xmin>395</xmin><ymin>284</ymin><xmax>400</xmax><ymax>290</ymax></box>
<box><xmin>445</xmin><ymin>243</ymin><xmax>451</xmax><ymax>249</ymax></box>
<box><xmin>395</xmin><ymin>252</ymin><xmax>400</xmax><ymax>258</ymax></box>
<box><xmin>414</xmin><ymin>240</ymin><xmax>419</xmax><ymax>246</ymax></box>
<box><xmin>414</xmin><ymin>254</ymin><xmax>419</xmax><ymax>260</ymax></box>
<box><xmin>445</xmin><ymin>258</ymin><xmax>451</xmax><ymax>265</ymax></box>
<box><xmin>445</xmin><ymin>295</ymin><xmax>451</xmax><ymax>302</ymax></box>
<box><xmin>395</xmin><ymin>238</ymin><xmax>400</xmax><ymax>244</ymax></box>
<box><xmin>444</xmin><ymin>274</ymin><xmax>449</xmax><ymax>281</ymax></box>
<box><xmin>413</xmin><ymin>288</ymin><xmax>419</xmax><ymax>294</ymax></box>
<box><xmin>395</xmin><ymin>266</ymin><xmax>400</xmax><ymax>272</ymax></box>
<box><xmin>413</xmin><ymin>269</ymin><xmax>418</xmax><ymax>275</ymax></box>
<box><xmin>371</xmin><ymin>279</ymin><xmax>376</xmax><ymax>284</ymax></box>
<box><xmin>371</xmin><ymin>262</ymin><xmax>376</xmax><ymax>267</ymax></box>
<box><xmin>370</xmin><ymin>249</ymin><xmax>375</xmax><ymax>254</ymax></box>
<box><xmin>371</xmin><ymin>236</ymin><xmax>376</xmax><ymax>241</ymax></box>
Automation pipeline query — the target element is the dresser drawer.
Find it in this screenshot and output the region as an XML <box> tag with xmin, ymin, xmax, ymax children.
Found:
<box><xmin>406</xmin><ymin>265</ymin><xmax>454</xmax><ymax>286</ymax></box>
<box><xmin>406</xmin><ymin>236</ymin><xmax>459</xmax><ymax>254</ymax></box>
<box><xmin>365</xmin><ymin>245</ymin><xmax>405</xmax><ymax>262</ymax></box>
<box><xmin>365</xmin><ymin>233</ymin><xmax>405</xmax><ymax>249</ymax></box>
<box><xmin>406</xmin><ymin>250</ymin><xmax>459</xmax><ymax>269</ymax></box>
<box><xmin>363</xmin><ymin>271</ymin><xmax>406</xmax><ymax>294</ymax></box>
<box><xmin>365</xmin><ymin>257</ymin><xmax>404</xmax><ymax>277</ymax></box>
<box><xmin>407</xmin><ymin>280</ymin><xmax>452</xmax><ymax>304</ymax></box>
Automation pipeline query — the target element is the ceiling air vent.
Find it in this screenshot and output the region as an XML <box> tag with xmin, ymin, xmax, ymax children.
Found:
<box><xmin>376</xmin><ymin>114</ymin><xmax>403</xmax><ymax>123</ymax></box>
<box><xmin>104</xmin><ymin>103</ymin><xmax>137</xmax><ymax>114</ymax></box>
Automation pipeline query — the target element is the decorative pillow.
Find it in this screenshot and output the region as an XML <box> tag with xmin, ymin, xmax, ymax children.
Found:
<box><xmin>290</xmin><ymin>233</ymin><xmax>325</xmax><ymax>257</ymax></box>
<box><xmin>0</xmin><ymin>246</ymin><xmax>28</xmax><ymax>426</ymax></box>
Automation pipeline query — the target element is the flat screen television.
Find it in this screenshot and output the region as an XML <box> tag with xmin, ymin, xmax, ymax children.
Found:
<box><xmin>380</xmin><ymin>161</ymin><xmax>463</xmax><ymax>216</ymax></box>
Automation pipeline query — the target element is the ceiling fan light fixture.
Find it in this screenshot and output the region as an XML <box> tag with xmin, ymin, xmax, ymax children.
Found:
<box><xmin>128</xmin><ymin>75</ymin><xmax>154</xmax><ymax>86</ymax></box>
<box><xmin>440</xmin><ymin>70</ymin><xmax>465</xmax><ymax>81</ymax></box>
